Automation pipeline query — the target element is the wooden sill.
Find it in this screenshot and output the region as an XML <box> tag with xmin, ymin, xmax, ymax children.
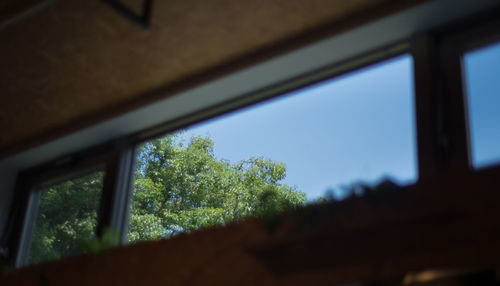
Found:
<box><xmin>2</xmin><ymin>165</ymin><xmax>500</xmax><ymax>286</ymax></box>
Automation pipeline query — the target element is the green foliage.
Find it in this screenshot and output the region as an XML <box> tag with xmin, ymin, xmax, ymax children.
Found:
<box><xmin>79</xmin><ymin>227</ymin><xmax>120</xmax><ymax>255</ymax></box>
<box><xmin>128</xmin><ymin>134</ymin><xmax>307</xmax><ymax>242</ymax></box>
<box><xmin>28</xmin><ymin>133</ymin><xmax>307</xmax><ymax>263</ymax></box>
<box><xmin>28</xmin><ymin>172</ymin><xmax>104</xmax><ymax>265</ymax></box>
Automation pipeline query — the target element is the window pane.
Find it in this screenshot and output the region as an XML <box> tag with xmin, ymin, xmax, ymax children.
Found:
<box><xmin>128</xmin><ymin>54</ymin><xmax>417</xmax><ymax>243</ymax></box>
<box><xmin>464</xmin><ymin>41</ymin><xmax>500</xmax><ymax>169</ymax></box>
<box><xmin>27</xmin><ymin>171</ymin><xmax>104</xmax><ymax>265</ymax></box>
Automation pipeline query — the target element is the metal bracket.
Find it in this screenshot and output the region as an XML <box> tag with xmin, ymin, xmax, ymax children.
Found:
<box><xmin>103</xmin><ymin>0</ymin><xmax>153</xmax><ymax>29</ymax></box>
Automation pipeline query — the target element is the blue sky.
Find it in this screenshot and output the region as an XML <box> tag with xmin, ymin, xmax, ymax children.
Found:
<box><xmin>171</xmin><ymin>44</ymin><xmax>499</xmax><ymax>200</ymax></box>
<box><xmin>180</xmin><ymin>54</ymin><xmax>417</xmax><ymax>200</ymax></box>
<box><xmin>464</xmin><ymin>41</ymin><xmax>500</xmax><ymax>169</ymax></box>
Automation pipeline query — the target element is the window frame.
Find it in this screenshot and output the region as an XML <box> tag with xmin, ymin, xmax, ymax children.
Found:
<box><xmin>2</xmin><ymin>0</ymin><xmax>500</xmax><ymax>268</ymax></box>
<box><xmin>4</xmin><ymin>144</ymin><xmax>113</xmax><ymax>267</ymax></box>
<box><xmin>411</xmin><ymin>7</ymin><xmax>500</xmax><ymax>177</ymax></box>
<box><xmin>440</xmin><ymin>13</ymin><xmax>500</xmax><ymax>170</ymax></box>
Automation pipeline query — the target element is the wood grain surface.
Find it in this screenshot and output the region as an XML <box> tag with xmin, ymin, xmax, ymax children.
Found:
<box><xmin>0</xmin><ymin>0</ymin><xmax>425</xmax><ymax>157</ymax></box>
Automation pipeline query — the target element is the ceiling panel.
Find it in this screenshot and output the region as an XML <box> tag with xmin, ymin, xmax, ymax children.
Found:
<box><xmin>0</xmin><ymin>0</ymin><xmax>425</xmax><ymax>156</ymax></box>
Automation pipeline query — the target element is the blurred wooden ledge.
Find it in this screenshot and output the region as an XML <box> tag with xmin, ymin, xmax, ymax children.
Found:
<box><xmin>2</xmin><ymin>165</ymin><xmax>500</xmax><ymax>286</ymax></box>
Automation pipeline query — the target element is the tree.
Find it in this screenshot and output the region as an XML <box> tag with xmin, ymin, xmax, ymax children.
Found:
<box><xmin>28</xmin><ymin>133</ymin><xmax>306</xmax><ymax>263</ymax></box>
<box><xmin>28</xmin><ymin>172</ymin><xmax>104</xmax><ymax>265</ymax></box>
<box><xmin>128</xmin><ymin>134</ymin><xmax>306</xmax><ymax>241</ymax></box>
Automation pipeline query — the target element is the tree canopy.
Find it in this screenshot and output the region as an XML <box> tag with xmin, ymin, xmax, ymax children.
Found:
<box><xmin>28</xmin><ymin>172</ymin><xmax>104</xmax><ymax>265</ymax></box>
<box><xmin>28</xmin><ymin>133</ymin><xmax>306</xmax><ymax>264</ymax></box>
<box><xmin>128</xmin><ymin>134</ymin><xmax>306</xmax><ymax>241</ymax></box>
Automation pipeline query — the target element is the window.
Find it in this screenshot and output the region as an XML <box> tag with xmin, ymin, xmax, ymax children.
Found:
<box><xmin>2</xmin><ymin>1</ymin><xmax>499</xmax><ymax>268</ymax></box>
<box><xmin>464</xmin><ymin>41</ymin><xmax>500</xmax><ymax>169</ymax></box>
<box><xmin>4</xmin><ymin>154</ymin><xmax>110</xmax><ymax>267</ymax></box>
<box><xmin>26</xmin><ymin>171</ymin><xmax>105</xmax><ymax>265</ymax></box>
<box><xmin>127</xmin><ymin>54</ymin><xmax>417</xmax><ymax>242</ymax></box>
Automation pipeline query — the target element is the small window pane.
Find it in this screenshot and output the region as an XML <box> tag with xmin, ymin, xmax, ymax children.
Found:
<box><xmin>27</xmin><ymin>171</ymin><xmax>104</xmax><ymax>265</ymax></box>
<box><xmin>464</xmin><ymin>41</ymin><xmax>500</xmax><ymax>169</ymax></box>
<box><xmin>128</xmin><ymin>54</ymin><xmax>417</xmax><ymax>243</ymax></box>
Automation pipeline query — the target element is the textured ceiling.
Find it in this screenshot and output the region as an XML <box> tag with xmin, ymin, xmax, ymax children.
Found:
<box><xmin>0</xmin><ymin>0</ymin><xmax>425</xmax><ymax>157</ymax></box>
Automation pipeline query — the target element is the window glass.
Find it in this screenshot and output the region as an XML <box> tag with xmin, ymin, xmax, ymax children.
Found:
<box><xmin>464</xmin><ymin>41</ymin><xmax>500</xmax><ymax>169</ymax></box>
<box><xmin>27</xmin><ymin>171</ymin><xmax>105</xmax><ymax>265</ymax></box>
<box><xmin>128</xmin><ymin>54</ymin><xmax>417</xmax><ymax>243</ymax></box>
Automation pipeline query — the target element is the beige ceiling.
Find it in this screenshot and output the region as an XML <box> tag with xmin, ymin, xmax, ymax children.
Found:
<box><xmin>0</xmin><ymin>0</ymin><xmax>426</xmax><ymax>157</ymax></box>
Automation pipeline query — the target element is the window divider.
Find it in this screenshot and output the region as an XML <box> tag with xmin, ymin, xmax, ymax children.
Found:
<box><xmin>411</xmin><ymin>33</ymin><xmax>445</xmax><ymax>179</ymax></box>
<box><xmin>439</xmin><ymin>33</ymin><xmax>475</xmax><ymax>171</ymax></box>
<box><xmin>99</xmin><ymin>141</ymin><xmax>136</xmax><ymax>244</ymax></box>
<box><xmin>412</xmin><ymin>30</ymin><xmax>472</xmax><ymax>177</ymax></box>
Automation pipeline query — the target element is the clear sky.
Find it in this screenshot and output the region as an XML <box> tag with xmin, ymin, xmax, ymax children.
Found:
<box><xmin>464</xmin><ymin>41</ymin><xmax>500</xmax><ymax>169</ymax></box>
<box><xmin>179</xmin><ymin>54</ymin><xmax>418</xmax><ymax>200</ymax></box>
<box><xmin>168</xmin><ymin>44</ymin><xmax>500</xmax><ymax>201</ymax></box>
